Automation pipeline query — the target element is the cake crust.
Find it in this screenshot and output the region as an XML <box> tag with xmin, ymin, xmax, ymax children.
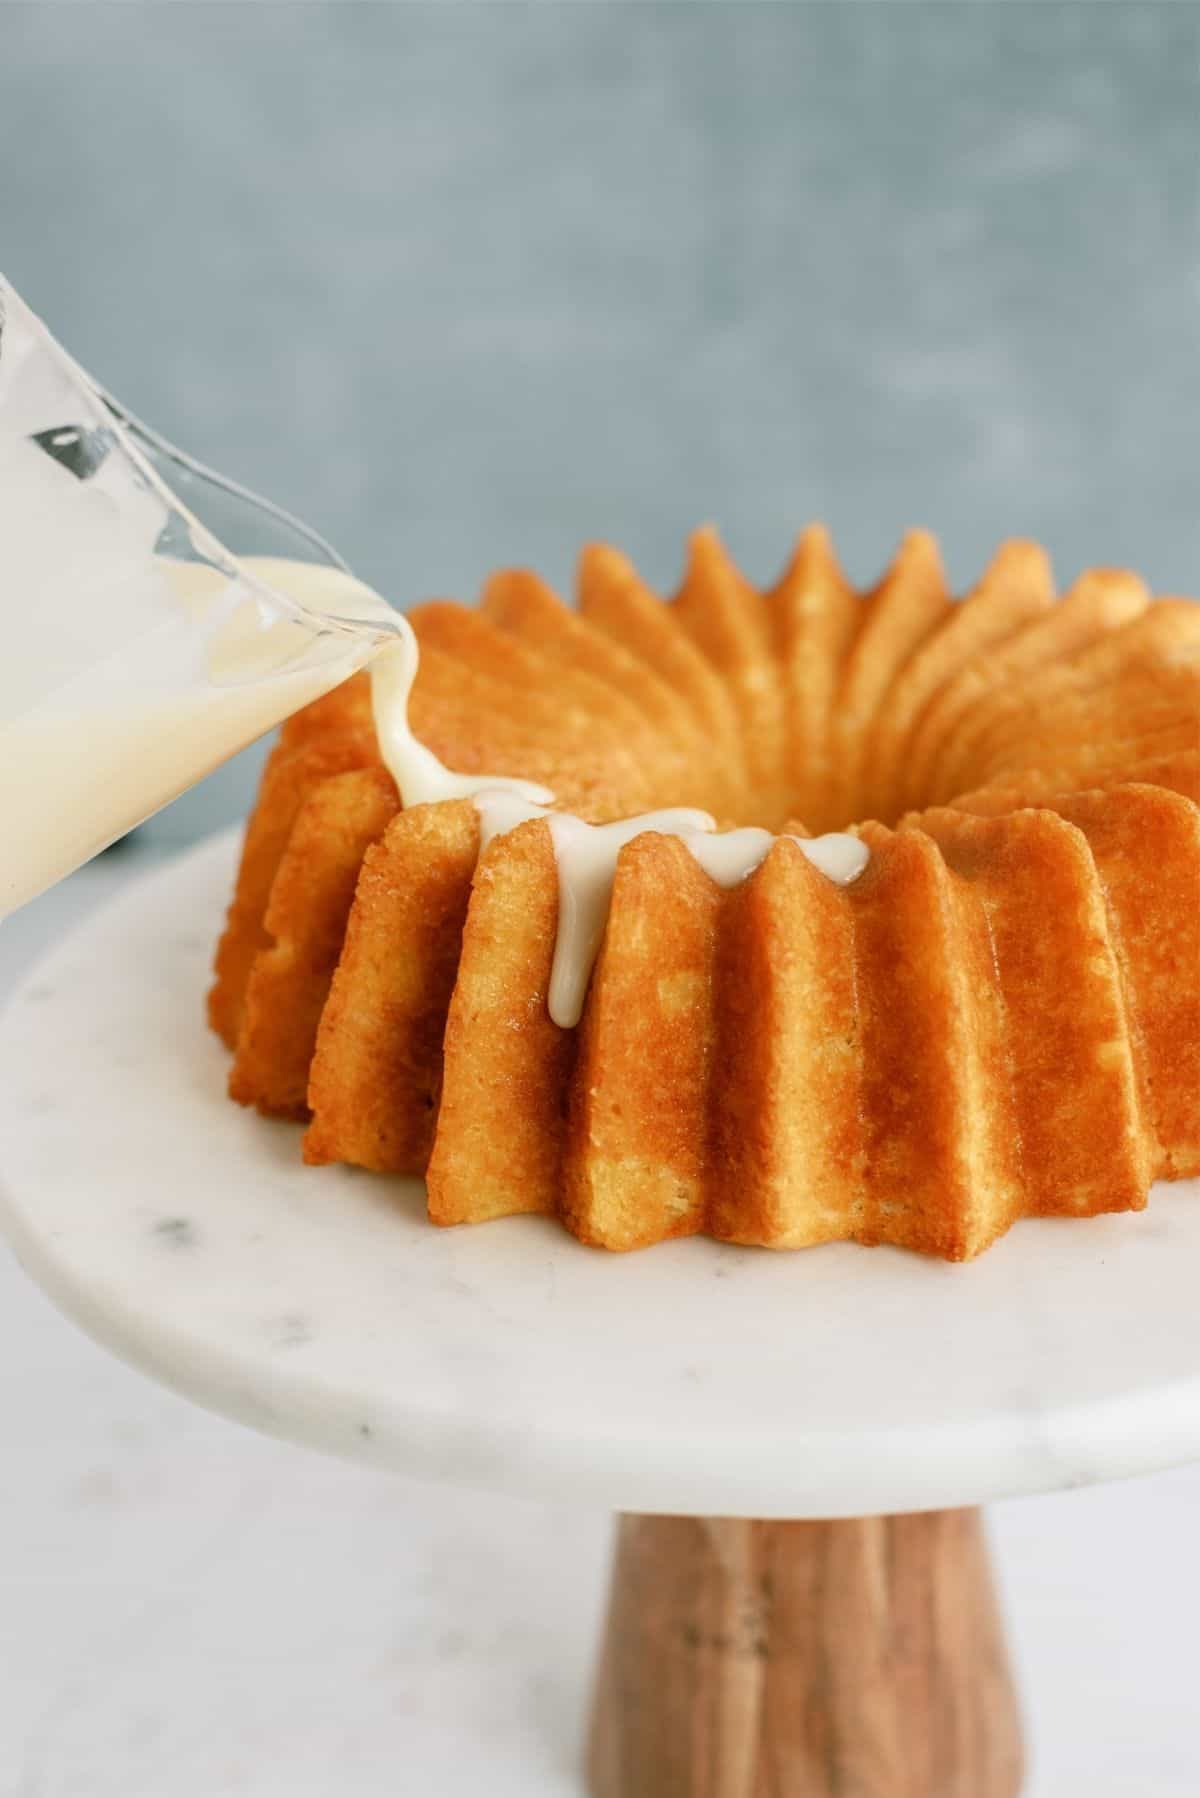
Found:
<box><xmin>209</xmin><ymin>528</ymin><xmax>1200</xmax><ymax>1258</ymax></box>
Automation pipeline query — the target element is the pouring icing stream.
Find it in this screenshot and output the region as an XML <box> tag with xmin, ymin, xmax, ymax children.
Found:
<box><xmin>0</xmin><ymin>278</ymin><xmax>405</xmax><ymax>915</ymax></box>
<box><xmin>1</xmin><ymin>276</ymin><xmax>868</xmax><ymax>970</ymax></box>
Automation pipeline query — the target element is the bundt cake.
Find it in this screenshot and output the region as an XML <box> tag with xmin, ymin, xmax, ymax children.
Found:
<box><xmin>209</xmin><ymin>526</ymin><xmax>1200</xmax><ymax>1259</ymax></box>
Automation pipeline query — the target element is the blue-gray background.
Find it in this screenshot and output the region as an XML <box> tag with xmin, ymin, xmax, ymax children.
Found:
<box><xmin>3</xmin><ymin>2</ymin><xmax>1197</xmax><ymax>842</ymax></box>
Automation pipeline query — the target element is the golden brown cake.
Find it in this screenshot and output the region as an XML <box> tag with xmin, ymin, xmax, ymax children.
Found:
<box><xmin>210</xmin><ymin>527</ymin><xmax>1200</xmax><ymax>1259</ymax></box>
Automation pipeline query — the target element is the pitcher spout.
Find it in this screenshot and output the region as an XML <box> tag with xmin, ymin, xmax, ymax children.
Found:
<box><xmin>0</xmin><ymin>275</ymin><xmax>401</xmax><ymax>914</ymax></box>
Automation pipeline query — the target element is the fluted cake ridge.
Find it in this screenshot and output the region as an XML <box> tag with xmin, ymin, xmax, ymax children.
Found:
<box><xmin>210</xmin><ymin>525</ymin><xmax>1200</xmax><ymax>1258</ymax></box>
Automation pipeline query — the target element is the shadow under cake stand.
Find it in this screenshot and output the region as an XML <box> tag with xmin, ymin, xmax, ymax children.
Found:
<box><xmin>2</xmin><ymin>833</ymin><xmax>1199</xmax><ymax>1797</ymax></box>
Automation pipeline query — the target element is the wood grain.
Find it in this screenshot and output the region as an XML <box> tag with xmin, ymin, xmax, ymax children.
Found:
<box><xmin>588</xmin><ymin>1509</ymin><xmax>1023</xmax><ymax>1798</ymax></box>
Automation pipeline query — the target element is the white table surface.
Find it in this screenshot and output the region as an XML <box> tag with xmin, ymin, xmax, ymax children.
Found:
<box><xmin>2</xmin><ymin>842</ymin><xmax>1198</xmax><ymax>1796</ymax></box>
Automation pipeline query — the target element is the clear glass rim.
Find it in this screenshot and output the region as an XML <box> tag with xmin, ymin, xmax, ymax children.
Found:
<box><xmin>0</xmin><ymin>275</ymin><xmax>402</xmax><ymax>646</ymax></box>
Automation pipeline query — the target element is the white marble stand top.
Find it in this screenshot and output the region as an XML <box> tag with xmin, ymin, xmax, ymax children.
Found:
<box><xmin>1</xmin><ymin>831</ymin><xmax>1198</xmax><ymax>1519</ymax></box>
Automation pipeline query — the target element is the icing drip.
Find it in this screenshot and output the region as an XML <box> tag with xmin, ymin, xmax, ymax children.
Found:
<box><xmin>370</xmin><ymin>626</ymin><xmax>553</xmax><ymax>811</ymax></box>
<box><xmin>544</xmin><ymin>807</ymin><xmax>717</xmax><ymax>1027</ymax></box>
<box><xmin>370</xmin><ymin>629</ymin><xmax>870</xmax><ymax>1029</ymax></box>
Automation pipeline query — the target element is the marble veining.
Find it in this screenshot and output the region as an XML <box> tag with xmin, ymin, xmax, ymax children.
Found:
<box><xmin>0</xmin><ymin>830</ymin><xmax>1199</xmax><ymax>1519</ymax></box>
<box><xmin>153</xmin><ymin>1216</ymin><xmax>197</xmax><ymax>1250</ymax></box>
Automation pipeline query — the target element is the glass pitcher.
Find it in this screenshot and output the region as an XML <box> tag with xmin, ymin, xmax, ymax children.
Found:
<box><xmin>0</xmin><ymin>276</ymin><xmax>403</xmax><ymax>915</ymax></box>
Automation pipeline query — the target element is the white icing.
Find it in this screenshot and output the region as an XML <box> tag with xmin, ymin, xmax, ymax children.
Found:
<box><xmin>369</xmin><ymin>631</ymin><xmax>870</xmax><ymax>1030</ymax></box>
<box><xmin>474</xmin><ymin>789</ymin><xmax>553</xmax><ymax>853</ymax></box>
<box><xmin>0</xmin><ymin>272</ymin><xmax>409</xmax><ymax>913</ymax></box>
<box><xmin>370</xmin><ymin>632</ymin><xmax>553</xmax><ymax>812</ymax></box>
<box><xmin>782</xmin><ymin>831</ymin><xmax>871</xmax><ymax>886</ymax></box>
<box><xmin>0</xmin><ymin>522</ymin><xmax>397</xmax><ymax>914</ymax></box>
<box><xmin>545</xmin><ymin>808</ymin><xmax>717</xmax><ymax>1027</ymax></box>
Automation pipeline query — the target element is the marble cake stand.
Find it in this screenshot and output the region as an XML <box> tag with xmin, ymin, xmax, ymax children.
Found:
<box><xmin>3</xmin><ymin>834</ymin><xmax>1199</xmax><ymax>1796</ymax></box>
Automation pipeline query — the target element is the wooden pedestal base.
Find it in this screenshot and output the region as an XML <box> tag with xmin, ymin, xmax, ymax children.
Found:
<box><xmin>588</xmin><ymin>1509</ymin><xmax>1023</xmax><ymax>1798</ymax></box>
